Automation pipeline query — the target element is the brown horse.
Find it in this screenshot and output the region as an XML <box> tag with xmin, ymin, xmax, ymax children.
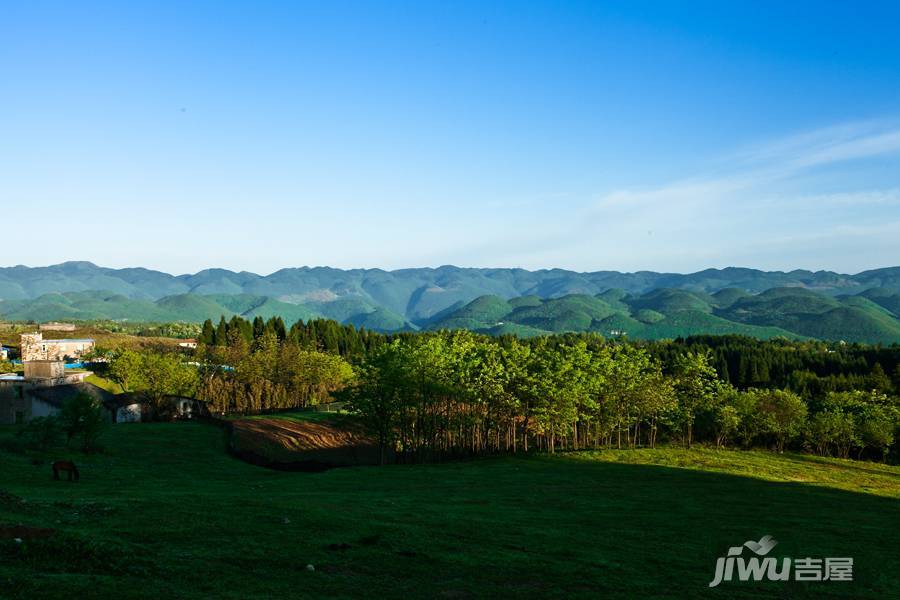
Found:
<box><xmin>52</xmin><ymin>460</ymin><xmax>79</xmax><ymax>482</ymax></box>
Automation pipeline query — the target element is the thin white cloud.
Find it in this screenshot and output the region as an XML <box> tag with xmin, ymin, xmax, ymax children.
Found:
<box><xmin>516</xmin><ymin>118</ymin><xmax>900</xmax><ymax>272</ymax></box>
<box><xmin>592</xmin><ymin>119</ymin><xmax>900</xmax><ymax>212</ymax></box>
<box><xmin>730</xmin><ymin>119</ymin><xmax>900</xmax><ymax>170</ymax></box>
<box><xmin>594</xmin><ymin>119</ymin><xmax>900</xmax><ymax>216</ymax></box>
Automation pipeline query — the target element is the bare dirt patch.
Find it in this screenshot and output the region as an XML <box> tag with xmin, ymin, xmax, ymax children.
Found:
<box><xmin>229</xmin><ymin>415</ymin><xmax>383</xmax><ymax>470</ymax></box>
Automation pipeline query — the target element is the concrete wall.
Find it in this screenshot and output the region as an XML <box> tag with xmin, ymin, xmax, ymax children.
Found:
<box><xmin>24</xmin><ymin>361</ymin><xmax>66</xmax><ymax>380</ymax></box>
<box><xmin>0</xmin><ymin>382</ymin><xmax>29</xmax><ymax>425</ymax></box>
<box><xmin>31</xmin><ymin>399</ymin><xmax>59</xmax><ymax>419</ymax></box>
<box><xmin>40</xmin><ymin>323</ymin><xmax>77</xmax><ymax>332</ymax></box>
<box><xmin>116</xmin><ymin>403</ymin><xmax>142</xmax><ymax>423</ymax></box>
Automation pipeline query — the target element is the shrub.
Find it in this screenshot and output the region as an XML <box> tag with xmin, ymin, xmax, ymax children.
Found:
<box><xmin>58</xmin><ymin>393</ymin><xmax>107</xmax><ymax>452</ymax></box>
<box><xmin>17</xmin><ymin>417</ymin><xmax>62</xmax><ymax>451</ymax></box>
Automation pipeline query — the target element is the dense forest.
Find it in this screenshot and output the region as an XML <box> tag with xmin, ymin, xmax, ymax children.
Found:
<box><xmin>97</xmin><ymin>315</ymin><xmax>900</xmax><ymax>465</ymax></box>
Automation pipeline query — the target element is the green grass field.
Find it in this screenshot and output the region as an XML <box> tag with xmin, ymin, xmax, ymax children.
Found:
<box><xmin>83</xmin><ymin>374</ymin><xmax>124</xmax><ymax>395</ymax></box>
<box><xmin>1</xmin><ymin>423</ymin><xmax>898</xmax><ymax>599</ymax></box>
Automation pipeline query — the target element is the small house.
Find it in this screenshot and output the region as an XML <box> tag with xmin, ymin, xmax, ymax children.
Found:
<box><xmin>21</xmin><ymin>333</ymin><xmax>95</xmax><ymax>362</ymax></box>
<box><xmin>0</xmin><ymin>381</ymin><xmax>116</xmax><ymax>425</ymax></box>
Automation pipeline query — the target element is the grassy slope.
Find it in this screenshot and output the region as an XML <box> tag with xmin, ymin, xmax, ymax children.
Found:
<box><xmin>84</xmin><ymin>374</ymin><xmax>124</xmax><ymax>394</ymax></box>
<box><xmin>1</xmin><ymin>424</ymin><xmax>898</xmax><ymax>599</ymax></box>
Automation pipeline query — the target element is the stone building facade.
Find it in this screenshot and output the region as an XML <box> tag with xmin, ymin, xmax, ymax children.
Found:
<box><xmin>20</xmin><ymin>333</ymin><xmax>95</xmax><ymax>362</ymax></box>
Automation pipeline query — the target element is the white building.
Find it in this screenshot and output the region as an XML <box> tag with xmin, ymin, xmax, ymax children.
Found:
<box><xmin>20</xmin><ymin>333</ymin><xmax>95</xmax><ymax>362</ymax></box>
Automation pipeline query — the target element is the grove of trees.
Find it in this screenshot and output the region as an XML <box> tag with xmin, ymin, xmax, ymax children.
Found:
<box><xmin>104</xmin><ymin>316</ymin><xmax>900</xmax><ymax>465</ymax></box>
<box><xmin>347</xmin><ymin>332</ymin><xmax>898</xmax><ymax>463</ymax></box>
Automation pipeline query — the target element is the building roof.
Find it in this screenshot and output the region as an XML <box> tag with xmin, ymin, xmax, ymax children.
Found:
<box><xmin>28</xmin><ymin>382</ymin><xmax>116</xmax><ymax>409</ymax></box>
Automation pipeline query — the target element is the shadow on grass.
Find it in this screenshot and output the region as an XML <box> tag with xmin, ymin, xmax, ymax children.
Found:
<box><xmin>2</xmin><ymin>424</ymin><xmax>899</xmax><ymax>599</ymax></box>
<box><xmin>491</xmin><ymin>454</ymin><xmax>900</xmax><ymax>598</ymax></box>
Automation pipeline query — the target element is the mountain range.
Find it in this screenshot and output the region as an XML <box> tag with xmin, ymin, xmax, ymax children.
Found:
<box><xmin>2</xmin><ymin>262</ymin><xmax>900</xmax><ymax>342</ymax></box>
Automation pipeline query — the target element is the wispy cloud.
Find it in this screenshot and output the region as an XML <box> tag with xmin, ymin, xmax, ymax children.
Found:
<box><xmin>508</xmin><ymin>119</ymin><xmax>900</xmax><ymax>272</ymax></box>
<box><xmin>595</xmin><ymin>119</ymin><xmax>900</xmax><ymax>214</ymax></box>
<box><xmin>412</xmin><ymin>119</ymin><xmax>900</xmax><ymax>273</ymax></box>
<box><xmin>731</xmin><ymin>119</ymin><xmax>900</xmax><ymax>171</ymax></box>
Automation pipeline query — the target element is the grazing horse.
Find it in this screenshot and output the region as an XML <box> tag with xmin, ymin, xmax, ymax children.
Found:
<box><xmin>52</xmin><ymin>460</ymin><xmax>79</xmax><ymax>482</ymax></box>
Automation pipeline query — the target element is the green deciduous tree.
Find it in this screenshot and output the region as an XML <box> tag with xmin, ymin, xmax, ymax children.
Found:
<box><xmin>756</xmin><ymin>389</ymin><xmax>807</xmax><ymax>453</ymax></box>
<box><xmin>58</xmin><ymin>393</ymin><xmax>107</xmax><ymax>452</ymax></box>
<box><xmin>672</xmin><ymin>352</ymin><xmax>719</xmax><ymax>447</ymax></box>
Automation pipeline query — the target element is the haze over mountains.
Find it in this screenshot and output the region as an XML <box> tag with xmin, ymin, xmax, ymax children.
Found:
<box><xmin>3</xmin><ymin>262</ymin><xmax>900</xmax><ymax>343</ymax></box>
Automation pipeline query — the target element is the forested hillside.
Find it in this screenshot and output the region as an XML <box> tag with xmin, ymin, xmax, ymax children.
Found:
<box><xmin>4</xmin><ymin>263</ymin><xmax>900</xmax><ymax>342</ymax></box>
<box><xmin>3</xmin><ymin>261</ymin><xmax>900</xmax><ymax>308</ymax></box>
<box><xmin>428</xmin><ymin>287</ymin><xmax>900</xmax><ymax>343</ymax></box>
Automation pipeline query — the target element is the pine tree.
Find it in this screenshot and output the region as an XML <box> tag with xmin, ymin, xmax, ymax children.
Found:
<box><xmin>869</xmin><ymin>362</ymin><xmax>891</xmax><ymax>392</ymax></box>
<box><xmin>252</xmin><ymin>316</ymin><xmax>265</xmax><ymax>340</ymax></box>
<box><xmin>200</xmin><ymin>319</ymin><xmax>215</xmax><ymax>345</ymax></box>
<box><xmin>215</xmin><ymin>316</ymin><xmax>228</xmax><ymax>346</ymax></box>
<box><xmin>274</xmin><ymin>317</ymin><xmax>287</xmax><ymax>341</ymax></box>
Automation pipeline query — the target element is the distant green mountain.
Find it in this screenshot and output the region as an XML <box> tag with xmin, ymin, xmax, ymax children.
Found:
<box><xmin>717</xmin><ymin>287</ymin><xmax>900</xmax><ymax>344</ymax></box>
<box><xmin>428</xmin><ymin>291</ymin><xmax>804</xmax><ymax>340</ymax></box>
<box><xmin>2</xmin><ymin>263</ymin><xmax>900</xmax><ymax>341</ymax></box>
<box><xmin>4</xmin><ymin>262</ymin><xmax>900</xmax><ymax>324</ymax></box>
<box><xmin>0</xmin><ymin>290</ymin><xmax>415</xmax><ymax>331</ymax></box>
<box><xmin>427</xmin><ymin>286</ymin><xmax>900</xmax><ymax>343</ymax></box>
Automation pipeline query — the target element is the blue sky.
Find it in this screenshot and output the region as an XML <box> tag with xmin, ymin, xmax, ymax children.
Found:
<box><xmin>3</xmin><ymin>1</ymin><xmax>900</xmax><ymax>275</ymax></box>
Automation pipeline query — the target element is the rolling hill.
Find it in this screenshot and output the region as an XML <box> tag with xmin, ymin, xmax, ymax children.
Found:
<box><xmin>4</xmin><ymin>262</ymin><xmax>900</xmax><ymax>319</ymax></box>
<box><xmin>2</xmin><ymin>263</ymin><xmax>900</xmax><ymax>340</ymax></box>
<box><xmin>0</xmin><ymin>291</ymin><xmax>415</xmax><ymax>331</ymax></box>
<box><xmin>428</xmin><ymin>292</ymin><xmax>804</xmax><ymax>340</ymax></box>
<box><xmin>428</xmin><ymin>286</ymin><xmax>900</xmax><ymax>342</ymax></box>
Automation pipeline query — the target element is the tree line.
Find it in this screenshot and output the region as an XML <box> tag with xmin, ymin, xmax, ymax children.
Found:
<box><xmin>197</xmin><ymin>318</ymin><xmax>900</xmax><ymax>399</ymax></box>
<box><xmin>198</xmin><ymin>315</ymin><xmax>386</xmax><ymax>361</ymax></box>
<box><xmin>105</xmin><ymin>316</ymin><xmax>900</xmax><ymax>464</ymax></box>
<box><xmin>347</xmin><ymin>332</ymin><xmax>898</xmax><ymax>463</ymax></box>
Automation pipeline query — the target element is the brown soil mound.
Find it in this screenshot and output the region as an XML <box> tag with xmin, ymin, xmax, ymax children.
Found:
<box><xmin>229</xmin><ymin>416</ymin><xmax>384</xmax><ymax>470</ymax></box>
<box><xmin>0</xmin><ymin>525</ymin><xmax>55</xmax><ymax>540</ymax></box>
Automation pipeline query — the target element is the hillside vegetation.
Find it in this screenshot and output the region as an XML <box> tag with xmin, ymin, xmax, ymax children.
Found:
<box><xmin>4</xmin><ymin>263</ymin><xmax>900</xmax><ymax>341</ymax></box>
<box><xmin>428</xmin><ymin>287</ymin><xmax>900</xmax><ymax>342</ymax></box>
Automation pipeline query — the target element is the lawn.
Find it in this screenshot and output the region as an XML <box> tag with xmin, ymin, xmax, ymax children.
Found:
<box><xmin>83</xmin><ymin>373</ymin><xmax>124</xmax><ymax>395</ymax></box>
<box><xmin>1</xmin><ymin>423</ymin><xmax>898</xmax><ymax>599</ymax></box>
<box><xmin>229</xmin><ymin>410</ymin><xmax>344</xmax><ymax>423</ymax></box>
